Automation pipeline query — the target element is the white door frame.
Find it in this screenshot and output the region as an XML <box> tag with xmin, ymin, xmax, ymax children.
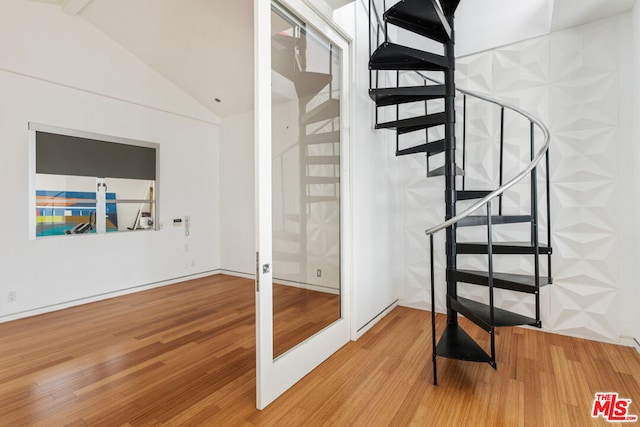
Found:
<box><xmin>254</xmin><ymin>0</ymin><xmax>353</xmax><ymax>409</ymax></box>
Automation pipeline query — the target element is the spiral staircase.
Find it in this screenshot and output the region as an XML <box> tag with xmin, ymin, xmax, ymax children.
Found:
<box><xmin>368</xmin><ymin>0</ymin><xmax>552</xmax><ymax>384</ymax></box>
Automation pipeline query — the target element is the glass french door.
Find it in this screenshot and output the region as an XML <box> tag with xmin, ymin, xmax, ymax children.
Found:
<box><xmin>254</xmin><ymin>0</ymin><xmax>351</xmax><ymax>409</ymax></box>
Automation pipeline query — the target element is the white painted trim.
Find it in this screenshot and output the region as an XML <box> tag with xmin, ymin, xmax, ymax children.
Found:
<box><xmin>255</xmin><ymin>0</ymin><xmax>352</xmax><ymax>410</ymax></box>
<box><xmin>255</xmin><ymin>0</ymin><xmax>274</xmax><ymax>411</ymax></box>
<box><xmin>218</xmin><ymin>269</ymin><xmax>256</xmax><ymax>280</ymax></box>
<box><xmin>621</xmin><ymin>336</ymin><xmax>640</xmax><ymax>354</ymax></box>
<box><xmin>28</xmin><ymin>122</ymin><xmax>162</xmax><ymax>236</ymax></box>
<box><xmin>29</xmin><ymin>122</ymin><xmax>161</xmax><ymax>150</ymax></box>
<box><xmin>354</xmin><ymin>299</ymin><xmax>399</xmax><ymax>340</ymax></box>
<box><xmin>28</xmin><ymin>130</ymin><xmax>37</xmax><ymax>241</ymax></box>
<box><xmin>0</xmin><ymin>68</ymin><xmax>221</xmax><ymax>126</ymax></box>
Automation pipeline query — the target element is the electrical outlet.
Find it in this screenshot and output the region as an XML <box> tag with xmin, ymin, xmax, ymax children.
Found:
<box><xmin>316</xmin><ymin>269</ymin><xmax>322</xmax><ymax>278</ymax></box>
<box><xmin>7</xmin><ymin>291</ymin><xmax>16</xmax><ymax>303</ymax></box>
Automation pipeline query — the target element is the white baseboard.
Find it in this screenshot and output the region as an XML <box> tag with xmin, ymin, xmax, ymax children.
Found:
<box><xmin>625</xmin><ymin>336</ymin><xmax>640</xmax><ymax>354</ymax></box>
<box><xmin>218</xmin><ymin>269</ymin><xmax>255</xmax><ymax>280</ymax></box>
<box><xmin>353</xmin><ymin>299</ymin><xmax>399</xmax><ymax>340</ymax></box>
<box><xmin>0</xmin><ymin>269</ymin><xmax>222</xmax><ymax>324</ymax></box>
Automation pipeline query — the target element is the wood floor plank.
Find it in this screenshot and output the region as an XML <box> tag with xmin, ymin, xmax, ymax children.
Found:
<box><xmin>0</xmin><ymin>274</ymin><xmax>639</xmax><ymax>426</ymax></box>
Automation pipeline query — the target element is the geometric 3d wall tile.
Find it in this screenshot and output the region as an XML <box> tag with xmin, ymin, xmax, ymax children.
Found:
<box><xmin>397</xmin><ymin>15</ymin><xmax>631</xmax><ymax>344</ymax></box>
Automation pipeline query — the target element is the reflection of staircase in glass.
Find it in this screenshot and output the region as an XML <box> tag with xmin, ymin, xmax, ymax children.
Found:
<box><xmin>271</xmin><ymin>24</ymin><xmax>340</xmax><ymax>289</ymax></box>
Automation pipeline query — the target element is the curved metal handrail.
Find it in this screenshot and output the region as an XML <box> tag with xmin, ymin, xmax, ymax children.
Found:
<box><xmin>367</xmin><ymin>1</ymin><xmax>551</xmax><ymax>236</ymax></box>
<box><xmin>424</xmin><ymin>88</ymin><xmax>550</xmax><ymax>236</ymax></box>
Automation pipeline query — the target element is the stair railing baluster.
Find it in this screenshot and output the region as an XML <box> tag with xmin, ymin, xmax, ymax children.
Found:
<box><xmin>424</xmin><ymin>79</ymin><xmax>429</xmax><ymax>164</ymax></box>
<box><xmin>395</xmin><ymin>70</ymin><xmax>400</xmax><ymax>154</ymax></box>
<box><xmin>499</xmin><ymin>106</ymin><xmax>505</xmax><ymax>216</ymax></box>
<box><xmin>383</xmin><ymin>0</ymin><xmax>388</xmax><ymax>42</ymax></box>
<box><xmin>430</xmin><ymin>234</ymin><xmax>437</xmax><ymax>385</ymax></box>
<box><xmin>426</xmin><ymin>87</ymin><xmax>430</xmax><ymax>176</ymax></box>
<box><xmin>486</xmin><ymin>200</ymin><xmax>496</xmax><ymax>369</ymax></box>
<box><xmin>545</xmin><ymin>150</ymin><xmax>552</xmax><ymax>283</ymax></box>
<box><xmin>368</xmin><ymin>0</ymin><xmax>372</xmax><ymax>91</ymax></box>
<box><xmin>462</xmin><ymin>94</ymin><xmax>467</xmax><ymax>191</ymax></box>
<box><xmin>375</xmin><ymin>0</ymin><xmax>380</xmax><ymax>90</ymax></box>
<box><xmin>530</xmin><ymin>121</ymin><xmax>541</xmax><ymax>325</ymax></box>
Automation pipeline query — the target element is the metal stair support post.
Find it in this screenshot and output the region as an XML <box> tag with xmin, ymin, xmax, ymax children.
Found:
<box><xmin>444</xmin><ymin>11</ymin><xmax>457</xmax><ymax>328</ymax></box>
<box><xmin>545</xmin><ymin>151</ymin><xmax>552</xmax><ymax>282</ymax></box>
<box><xmin>462</xmin><ymin>94</ymin><xmax>466</xmax><ymax>191</ymax></box>
<box><xmin>430</xmin><ymin>233</ymin><xmax>437</xmax><ymax>385</ymax></box>
<box><xmin>486</xmin><ymin>200</ymin><xmax>496</xmax><ymax>369</ymax></box>
<box><xmin>530</xmin><ymin>121</ymin><xmax>541</xmax><ymax>326</ymax></box>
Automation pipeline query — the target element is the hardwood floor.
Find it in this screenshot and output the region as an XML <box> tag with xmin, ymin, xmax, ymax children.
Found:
<box><xmin>0</xmin><ymin>274</ymin><xmax>638</xmax><ymax>426</ymax></box>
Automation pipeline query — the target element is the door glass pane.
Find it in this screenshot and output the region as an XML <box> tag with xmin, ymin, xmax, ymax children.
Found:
<box><xmin>271</xmin><ymin>4</ymin><xmax>341</xmax><ymax>358</ymax></box>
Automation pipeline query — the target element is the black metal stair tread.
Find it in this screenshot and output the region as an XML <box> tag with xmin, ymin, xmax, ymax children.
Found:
<box><xmin>369</xmin><ymin>42</ymin><xmax>449</xmax><ymax>71</ymax></box>
<box><xmin>457</xmin><ymin>242</ymin><xmax>552</xmax><ymax>255</ymax></box>
<box><xmin>303</xmin><ymin>131</ymin><xmax>340</xmax><ymax>145</ymax></box>
<box><xmin>456</xmin><ymin>190</ymin><xmax>492</xmax><ymax>201</ymax></box>
<box><xmin>427</xmin><ymin>164</ymin><xmax>464</xmax><ymax>177</ymax></box>
<box><xmin>453</xmin><ymin>269</ymin><xmax>552</xmax><ymax>294</ymax></box>
<box><xmin>449</xmin><ymin>296</ymin><xmax>538</xmax><ymax>330</ymax></box>
<box><xmin>396</xmin><ymin>139</ymin><xmax>445</xmax><ymax>156</ymax></box>
<box><xmin>302</xmin><ymin>99</ymin><xmax>340</xmax><ymax>124</ymax></box>
<box><xmin>305</xmin><ymin>155</ymin><xmax>340</xmax><ymax>165</ymax></box>
<box><xmin>369</xmin><ymin>85</ymin><xmax>446</xmax><ymax>106</ymax></box>
<box><xmin>436</xmin><ymin>324</ymin><xmax>491</xmax><ymax>363</ymax></box>
<box><xmin>457</xmin><ymin>215</ymin><xmax>531</xmax><ymax>227</ymax></box>
<box><xmin>385</xmin><ymin>0</ymin><xmax>451</xmax><ymax>43</ymax></box>
<box><xmin>376</xmin><ymin>112</ymin><xmax>446</xmax><ymax>134</ymax></box>
<box><xmin>440</xmin><ymin>0</ymin><xmax>461</xmax><ymax>16</ymax></box>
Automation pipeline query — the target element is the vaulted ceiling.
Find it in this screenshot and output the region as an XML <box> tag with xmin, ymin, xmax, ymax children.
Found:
<box><xmin>79</xmin><ymin>0</ymin><xmax>254</xmax><ymax>119</ymax></box>
<box><xmin>30</xmin><ymin>0</ymin><xmax>638</xmax><ymax>118</ymax></box>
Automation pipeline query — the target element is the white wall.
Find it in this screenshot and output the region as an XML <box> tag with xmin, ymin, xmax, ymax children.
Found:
<box><xmin>219</xmin><ymin>109</ymin><xmax>256</xmax><ymax>275</ymax></box>
<box><xmin>0</xmin><ymin>0</ymin><xmax>220</xmax><ymax>321</ymax></box>
<box><xmin>398</xmin><ymin>14</ymin><xmax>637</xmax><ymax>345</ymax></box>
<box><xmin>336</xmin><ymin>1</ymin><xmax>401</xmax><ymax>335</ymax></box>
<box><xmin>455</xmin><ymin>0</ymin><xmax>554</xmax><ymax>56</ymax></box>
<box><xmin>632</xmin><ymin>3</ymin><xmax>640</xmax><ymax>350</ymax></box>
